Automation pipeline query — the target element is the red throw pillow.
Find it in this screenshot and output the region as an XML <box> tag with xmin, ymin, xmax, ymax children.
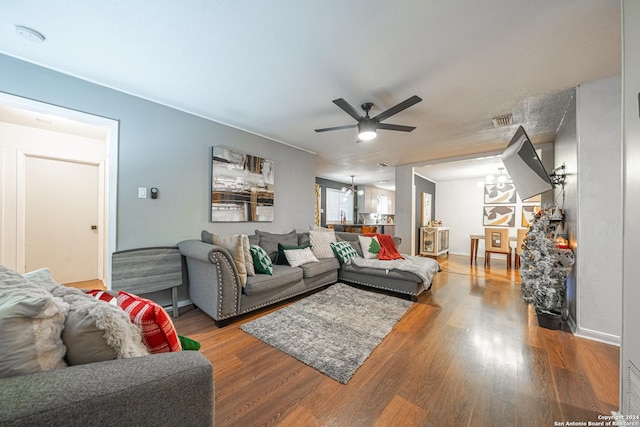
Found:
<box><xmin>85</xmin><ymin>289</ymin><xmax>116</xmax><ymax>304</ymax></box>
<box><xmin>116</xmin><ymin>291</ymin><xmax>182</xmax><ymax>353</ymax></box>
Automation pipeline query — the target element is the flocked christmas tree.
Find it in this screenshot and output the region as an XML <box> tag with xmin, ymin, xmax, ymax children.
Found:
<box><xmin>519</xmin><ymin>207</ymin><xmax>570</xmax><ymax>315</ymax></box>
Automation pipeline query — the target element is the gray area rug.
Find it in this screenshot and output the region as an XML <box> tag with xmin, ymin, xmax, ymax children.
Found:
<box><xmin>240</xmin><ymin>283</ymin><xmax>413</xmax><ymax>384</ymax></box>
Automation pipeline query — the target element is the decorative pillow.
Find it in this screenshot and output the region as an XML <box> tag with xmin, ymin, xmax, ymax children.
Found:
<box><xmin>284</xmin><ymin>247</ymin><xmax>319</xmax><ymax>268</ymax></box>
<box><xmin>0</xmin><ymin>266</ymin><xmax>68</xmax><ymax>378</ymax></box>
<box><xmin>211</xmin><ymin>234</ymin><xmax>248</xmax><ymax>287</ymax></box>
<box><xmin>358</xmin><ymin>235</ymin><xmax>381</xmax><ymax>259</ymax></box>
<box><xmin>241</xmin><ymin>235</ymin><xmax>255</xmax><ymax>277</ymax></box>
<box><xmin>85</xmin><ymin>289</ymin><xmax>117</xmax><ymax>305</ymax></box>
<box><xmin>117</xmin><ymin>291</ymin><xmax>182</xmax><ymax>354</ymax></box>
<box><xmin>179</xmin><ymin>335</ymin><xmax>201</xmax><ymax>351</ymax></box>
<box><xmin>250</xmin><ymin>245</ymin><xmax>273</xmax><ymax>275</ymax></box>
<box><xmin>309</xmin><ymin>229</ymin><xmax>337</xmax><ymax>259</ymax></box>
<box><xmin>330</xmin><ymin>241</ymin><xmax>359</xmax><ymax>264</ymax></box>
<box><xmin>24</xmin><ymin>268</ymin><xmax>150</xmax><ymax>366</ymax></box>
<box><xmin>255</xmin><ymin>229</ymin><xmax>298</xmax><ymax>262</ymax></box>
<box><xmin>276</xmin><ymin>242</ymin><xmax>310</xmax><ymax>265</ymax></box>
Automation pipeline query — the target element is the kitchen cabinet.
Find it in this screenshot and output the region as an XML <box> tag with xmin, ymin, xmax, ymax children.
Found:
<box><xmin>357</xmin><ymin>186</ymin><xmax>395</xmax><ymax>214</ymax></box>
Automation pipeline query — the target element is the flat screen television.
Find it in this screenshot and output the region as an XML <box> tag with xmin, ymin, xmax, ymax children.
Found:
<box><xmin>501</xmin><ymin>126</ymin><xmax>554</xmax><ymax>200</ymax></box>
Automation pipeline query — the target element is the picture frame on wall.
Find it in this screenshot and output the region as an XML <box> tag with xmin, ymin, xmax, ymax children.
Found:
<box><xmin>521</xmin><ymin>205</ymin><xmax>541</xmax><ymax>227</ymax></box>
<box><xmin>421</xmin><ymin>192</ymin><xmax>432</xmax><ymax>227</ymax></box>
<box><xmin>483</xmin><ymin>205</ymin><xmax>516</xmax><ymax>227</ymax></box>
<box><xmin>484</xmin><ymin>183</ymin><xmax>517</xmax><ymax>204</ymax></box>
<box><xmin>210</xmin><ymin>145</ymin><xmax>275</xmax><ymax>222</ymax></box>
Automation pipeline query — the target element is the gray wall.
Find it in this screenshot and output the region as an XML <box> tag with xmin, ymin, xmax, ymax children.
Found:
<box><xmin>622</xmin><ymin>0</ymin><xmax>640</xmax><ymax>414</ymax></box>
<box><xmin>414</xmin><ymin>174</ymin><xmax>436</xmax><ymax>254</ymax></box>
<box><xmin>0</xmin><ymin>54</ymin><xmax>316</xmax><ymax>306</ymax></box>
<box><xmin>0</xmin><ymin>54</ymin><xmax>316</xmax><ymax>248</ymax></box>
<box><xmin>554</xmin><ymin>92</ymin><xmax>578</xmax><ymax>329</ymax></box>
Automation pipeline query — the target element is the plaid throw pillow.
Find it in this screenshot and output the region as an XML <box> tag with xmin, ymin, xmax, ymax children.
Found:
<box><xmin>117</xmin><ymin>291</ymin><xmax>181</xmax><ymax>354</ymax></box>
<box><xmin>250</xmin><ymin>245</ymin><xmax>273</xmax><ymax>275</ymax></box>
<box><xmin>330</xmin><ymin>241</ymin><xmax>358</xmax><ymax>264</ymax></box>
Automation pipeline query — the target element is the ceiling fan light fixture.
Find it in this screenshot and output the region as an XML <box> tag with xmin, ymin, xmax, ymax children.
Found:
<box><xmin>358</xmin><ymin>121</ymin><xmax>377</xmax><ymax>141</ymax></box>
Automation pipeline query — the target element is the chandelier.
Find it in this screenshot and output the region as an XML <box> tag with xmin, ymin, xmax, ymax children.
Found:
<box><xmin>342</xmin><ymin>175</ymin><xmax>364</xmax><ymax>196</ymax></box>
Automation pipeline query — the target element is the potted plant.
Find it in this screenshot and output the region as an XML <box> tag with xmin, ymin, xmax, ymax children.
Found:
<box><xmin>519</xmin><ymin>207</ymin><xmax>573</xmax><ymax>329</ymax></box>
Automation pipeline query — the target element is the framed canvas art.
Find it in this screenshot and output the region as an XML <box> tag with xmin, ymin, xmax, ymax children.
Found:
<box><xmin>421</xmin><ymin>192</ymin><xmax>432</xmax><ymax>227</ymax></box>
<box><xmin>484</xmin><ymin>183</ymin><xmax>517</xmax><ymax>204</ymax></box>
<box><xmin>483</xmin><ymin>205</ymin><xmax>516</xmax><ymax>227</ymax></box>
<box><xmin>210</xmin><ymin>146</ymin><xmax>275</xmax><ymax>222</ymax></box>
<box><xmin>521</xmin><ymin>205</ymin><xmax>540</xmax><ymax>227</ymax></box>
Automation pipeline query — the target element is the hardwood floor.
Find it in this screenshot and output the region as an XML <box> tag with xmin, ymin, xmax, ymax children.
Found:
<box><xmin>173</xmin><ymin>254</ymin><xmax>619</xmax><ymax>427</ymax></box>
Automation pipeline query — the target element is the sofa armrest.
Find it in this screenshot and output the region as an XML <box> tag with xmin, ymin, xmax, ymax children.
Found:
<box><xmin>0</xmin><ymin>351</ymin><xmax>214</xmax><ymax>427</ymax></box>
<box><xmin>178</xmin><ymin>239</ymin><xmax>242</xmax><ymax>321</ymax></box>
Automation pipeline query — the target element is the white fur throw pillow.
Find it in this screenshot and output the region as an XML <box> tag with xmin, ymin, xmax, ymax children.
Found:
<box><xmin>284</xmin><ymin>247</ymin><xmax>319</xmax><ymax>267</ymax></box>
<box><xmin>309</xmin><ymin>229</ymin><xmax>337</xmax><ymax>259</ymax></box>
<box><xmin>0</xmin><ymin>266</ymin><xmax>69</xmax><ymax>378</ymax></box>
<box><xmin>24</xmin><ymin>268</ymin><xmax>150</xmax><ymax>366</ymax></box>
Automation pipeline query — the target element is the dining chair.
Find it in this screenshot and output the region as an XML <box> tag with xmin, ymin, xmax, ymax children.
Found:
<box><xmin>484</xmin><ymin>227</ymin><xmax>511</xmax><ymax>270</ymax></box>
<box><xmin>361</xmin><ymin>226</ymin><xmax>373</xmax><ymax>234</ymax></box>
<box><xmin>515</xmin><ymin>228</ymin><xmax>528</xmax><ymax>270</ymax></box>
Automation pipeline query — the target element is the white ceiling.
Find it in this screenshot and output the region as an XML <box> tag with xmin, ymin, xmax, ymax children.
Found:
<box><xmin>0</xmin><ymin>1</ymin><xmax>621</xmax><ymax>190</ymax></box>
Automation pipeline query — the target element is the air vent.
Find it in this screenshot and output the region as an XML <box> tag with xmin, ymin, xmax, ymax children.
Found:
<box><xmin>377</xmin><ymin>162</ymin><xmax>390</xmax><ymax>168</ymax></box>
<box><xmin>492</xmin><ymin>114</ymin><xmax>513</xmax><ymax>128</ymax></box>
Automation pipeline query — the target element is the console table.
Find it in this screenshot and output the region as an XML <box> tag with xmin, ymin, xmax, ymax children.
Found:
<box><xmin>419</xmin><ymin>227</ymin><xmax>450</xmax><ymax>257</ymax></box>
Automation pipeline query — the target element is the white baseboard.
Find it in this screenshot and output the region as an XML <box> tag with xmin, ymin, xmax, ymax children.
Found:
<box><xmin>574</xmin><ymin>326</ymin><xmax>621</xmax><ymax>346</ymax></box>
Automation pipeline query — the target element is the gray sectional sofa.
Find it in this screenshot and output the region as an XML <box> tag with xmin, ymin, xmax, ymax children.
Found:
<box><xmin>178</xmin><ymin>230</ymin><xmax>428</xmax><ymax>326</ymax></box>
<box><xmin>0</xmin><ymin>351</ymin><xmax>214</xmax><ymax>427</ymax></box>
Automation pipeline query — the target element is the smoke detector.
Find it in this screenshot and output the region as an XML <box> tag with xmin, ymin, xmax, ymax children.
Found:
<box><xmin>15</xmin><ymin>25</ymin><xmax>45</xmax><ymax>44</ymax></box>
<box><xmin>492</xmin><ymin>114</ymin><xmax>513</xmax><ymax>128</ymax></box>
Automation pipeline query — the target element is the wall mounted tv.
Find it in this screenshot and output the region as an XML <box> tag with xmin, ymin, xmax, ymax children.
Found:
<box><xmin>501</xmin><ymin>125</ymin><xmax>554</xmax><ymax>200</ymax></box>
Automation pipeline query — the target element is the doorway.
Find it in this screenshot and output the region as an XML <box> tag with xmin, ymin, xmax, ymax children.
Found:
<box><xmin>0</xmin><ymin>93</ymin><xmax>118</xmax><ymax>287</ymax></box>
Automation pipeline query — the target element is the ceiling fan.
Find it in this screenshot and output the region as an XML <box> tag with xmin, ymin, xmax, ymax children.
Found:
<box><xmin>315</xmin><ymin>95</ymin><xmax>422</xmax><ymax>142</ymax></box>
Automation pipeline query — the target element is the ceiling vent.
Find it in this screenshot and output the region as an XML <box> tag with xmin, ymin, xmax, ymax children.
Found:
<box><xmin>377</xmin><ymin>162</ymin><xmax>390</xmax><ymax>168</ymax></box>
<box><xmin>492</xmin><ymin>114</ymin><xmax>513</xmax><ymax>128</ymax></box>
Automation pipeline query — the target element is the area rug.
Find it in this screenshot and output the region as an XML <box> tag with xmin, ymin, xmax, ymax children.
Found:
<box><xmin>240</xmin><ymin>283</ymin><xmax>413</xmax><ymax>384</ymax></box>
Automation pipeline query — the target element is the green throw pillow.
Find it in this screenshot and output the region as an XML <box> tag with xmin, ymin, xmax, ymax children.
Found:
<box><xmin>250</xmin><ymin>245</ymin><xmax>273</xmax><ymax>275</ymax></box>
<box><xmin>330</xmin><ymin>241</ymin><xmax>358</xmax><ymax>264</ymax></box>
<box><xmin>178</xmin><ymin>335</ymin><xmax>201</xmax><ymax>351</ymax></box>
<box><xmin>275</xmin><ymin>242</ymin><xmax>310</xmax><ymax>265</ymax></box>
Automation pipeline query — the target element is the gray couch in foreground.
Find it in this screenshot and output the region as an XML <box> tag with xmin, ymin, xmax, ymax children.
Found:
<box><xmin>0</xmin><ymin>351</ymin><xmax>214</xmax><ymax>427</ymax></box>
<box><xmin>179</xmin><ymin>231</ymin><xmax>427</xmax><ymax>326</ymax></box>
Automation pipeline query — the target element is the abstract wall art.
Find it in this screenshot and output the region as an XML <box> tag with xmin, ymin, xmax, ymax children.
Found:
<box><xmin>211</xmin><ymin>146</ymin><xmax>275</xmax><ymax>222</ymax></box>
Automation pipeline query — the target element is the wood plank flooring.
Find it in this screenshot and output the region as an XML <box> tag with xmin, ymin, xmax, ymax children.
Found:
<box><xmin>173</xmin><ymin>254</ymin><xmax>619</xmax><ymax>427</ymax></box>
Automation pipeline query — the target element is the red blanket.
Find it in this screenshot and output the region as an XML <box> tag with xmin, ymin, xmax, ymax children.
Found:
<box><xmin>365</xmin><ymin>233</ymin><xmax>404</xmax><ymax>260</ymax></box>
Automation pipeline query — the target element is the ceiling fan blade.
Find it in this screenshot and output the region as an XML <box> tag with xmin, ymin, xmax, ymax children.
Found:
<box><xmin>333</xmin><ymin>98</ymin><xmax>364</xmax><ymax>121</ymax></box>
<box><xmin>372</xmin><ymin>95</ymin><xmax>422</xmax><ymax>123</ymax></box>
<box><xmin>377</xmin><ymin>123</ymin><xmax>416</xmax><ymax>132</ymax></box>
<box><xmin>314</xmin><ymin>124</ymin><xmax>358</xmax><ymax>132</ymax></box>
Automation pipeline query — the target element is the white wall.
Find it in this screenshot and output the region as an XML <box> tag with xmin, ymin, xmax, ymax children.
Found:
<box><xmin>435</xmin><ymin>178</ymin><xmax>484</xmax><ymax>255</ymax></box>
<box><xmin>575</xmin><ymin>74</ymin><xmax>622</xmax><ymax>343</ymax></box>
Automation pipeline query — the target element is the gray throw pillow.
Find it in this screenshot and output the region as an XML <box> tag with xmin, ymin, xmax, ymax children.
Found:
<box><xmin>255</xmin><ymin>230</ymin><xmax>298</xmax><ymax>262</ymax></box>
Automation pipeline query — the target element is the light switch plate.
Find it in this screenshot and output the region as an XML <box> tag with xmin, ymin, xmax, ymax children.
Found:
<box><xmin>138</xmin><ymin>187</ymin><xmax>147</xmax><ymax>198</ymax></box>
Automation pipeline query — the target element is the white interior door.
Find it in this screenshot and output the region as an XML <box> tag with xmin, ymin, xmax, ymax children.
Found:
<box><xmin>25</xmin><ymin>155</ymin><xmax>99</xmax><ymax>283</ymax></box>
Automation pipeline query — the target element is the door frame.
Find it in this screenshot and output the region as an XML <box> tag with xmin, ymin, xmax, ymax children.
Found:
<box><xmin>0</xmin><ymin>92</ymin><xmax>119</xmax><ymax>286</ymax></box>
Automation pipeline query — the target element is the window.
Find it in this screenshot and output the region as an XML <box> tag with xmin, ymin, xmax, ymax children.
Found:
<box><xmin>326</xmin><ymin>188</ymin><xmax>354</xmax><ymax>223</ymax></box>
